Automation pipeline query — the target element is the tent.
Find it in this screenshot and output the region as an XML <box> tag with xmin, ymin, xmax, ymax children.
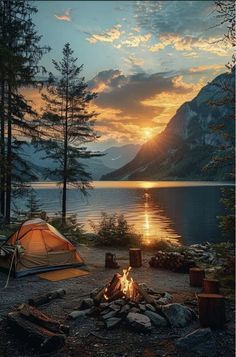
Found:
<box><xmin>0</xmin><ymin>219</ymin><xmax>84</xmax><ymax>277</ymax></box>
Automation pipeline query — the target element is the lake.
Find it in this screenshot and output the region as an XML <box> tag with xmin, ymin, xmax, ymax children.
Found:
<box><xmin>27</xmin><ymin>181</ymin><xmax>233</xmax><ymax>246</ymax></box>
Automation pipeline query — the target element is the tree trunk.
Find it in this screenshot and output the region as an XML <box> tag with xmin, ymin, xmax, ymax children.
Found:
<box><xmin>0</xmin><ymin>79</ymin><xmax>5</xmax><ymax>217</ymax></box>
<box><xmin>5</xmin><ymin>84</ymin><xmax>11</xmax><ymax>223</ymax></box>
<box><xmin>62</xmin><ymin>73</ymin><xmax>69</xmax><ymax>226</ymax></box>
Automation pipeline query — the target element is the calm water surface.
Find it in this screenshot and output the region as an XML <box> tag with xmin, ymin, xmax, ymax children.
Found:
<box><xmin>28</xmin><ymin>181</ymin><xmax>233</xmax><ymax>245</ymax></box>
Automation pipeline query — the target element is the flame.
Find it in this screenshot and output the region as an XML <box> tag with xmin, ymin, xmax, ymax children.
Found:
<box><xmin>104</xmin><ymin>287</ymin><xmax>109</xmax><ymax>300</ymax></box>
<box><xmin>119</xmin><ymin>267</ymin><xmax>134</xmax><ymax>299</ymax></box>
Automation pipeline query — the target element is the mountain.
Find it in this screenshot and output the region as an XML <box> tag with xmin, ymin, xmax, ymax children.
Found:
<box><xmin>18</xmin><ymin>143</ymin><xmax>140</xmax><ymax>181</ymax></box>
<box><xmin>100</xmin><ymin>144</ymin><xmax>140</xmax><ymax>169</ymax></box>
<box><xmin>102</xmin><ymin>71</ymin><xmax>235</xmax><ymax>181</ymax></box>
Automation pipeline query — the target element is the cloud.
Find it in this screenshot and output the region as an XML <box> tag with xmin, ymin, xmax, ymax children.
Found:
<box><xmin>89</xmin><ymin>70</ymin><xmax>206</xmax><ymax>137</ymax></box>
<box><xmin>116</xmin><ymin>33</ymin><xmax>152</xmax><ymax>48</ymax></box>
<box><xmin>124</xmin><ymin>55</ymin><xmax>144</xmax><ymax>67</ymax></box>
<box><xmin>189</xmin><ymin>64</ymin><xmax>225</xmax><ymax>73</ymax></box>
<box><xmin>134</xmin><ymin>1</ymin><xmax>220</xmax><ymax>38</ymax></box>
<box><xmin>55</xmin><ymin>9</ymin><xmax>71</xmax><ymax>22</ymax></box>
<box><xmin>87</xmin><ymin>24</ymin><xmax>123</xmax><ymax>44</ymax></box>
<box><xmin>149</xmin><ymin>34</ymin><xmax>229</xmax><ymax>56</ymax></box>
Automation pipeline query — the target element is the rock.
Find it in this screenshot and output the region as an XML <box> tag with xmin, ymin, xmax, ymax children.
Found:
<box><xmin>69</xmin><ymin>308</ymin><xmax>91</xmax><ymax>320</ymax></box>
<box><xmin>161</xmin><ymin>303</ymin><xmax>195</xmax><ymax>327</ymax></box>
<box><xmin>115</xmin><ymin>299</ymin><xmax>126</xmax><ymax>306</ymax></box>
<box><xmin>129</xmin><ymin>307</ymin><xmax>140</xmax><ymax>313</ymax></box>
<box><xmin>106</xmin><ymin>317</ymin><xmax>122</xmax><ymax>329</ymax></box>
<box><xmin>126</xmin><ymin>312</ymin><xmax>151</xmax><ymax>332</ymax></box>
<box><xmin>80</xmin><ymin>298</ymin><xmax>94</xmax><ymax>310</ymax></box>
<box><xmin>100</xmin><ymin>308</ymin><xmax>111</xmax><ymax>316</ymax></box>
<box><xmin>119</xmin><ymin>304</ymin><xmax>131</xmax><ymax>315</ymax></box>
<box><xmin>146</xmin><ymin>304</ymin><xmax>156</xmax><ymax>312</ymax></box>
<box><xmin>144</xmin><ymin>311</ymin><xmax>168</xmax><ymax>327</ymax></box>
<box><xmin>138</xmin><ymin>283</ymin><xmax>148</xmax><ymax>291</ymax></box>
<box><xmin>90</xmin><ymin>288</ymin><xmax>100</xmax><ymax>299</ymax></box>
<box><xmin>102</xmin><ymin>310</ymin><xmax>117</xmax><ymax>320</ymax></box>
<box><xmin>139</xmin><ymin>304</ymin><xmax>146</xmax><ymax>312</ymax></box>
<box><xmin>157</xmin><ymin>292</ymin><xmax>173</xmax><ymax>305</ymax></box>
<box><xmin>176</xmin><ymin>328</ymin><xmax>217</xmax><ymax>356</ymax></box>
<box><xmin>100</xmin><ymin>302</ymin><xmax>109</xmax><ymax>309</ymax></box>
<box><xmin>108</xmin><ymin>302</ymin><xmax>121</xmax><ymax>311</ymax></box>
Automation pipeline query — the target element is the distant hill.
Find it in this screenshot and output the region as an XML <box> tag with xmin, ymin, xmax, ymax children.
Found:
<box><xmin>101</xmin><ymin>144</ymin><xmax>140</xmax><ymax>170</ymax></box>
<box><xmin>102</xmin><ymin>71</ymin><xmax>235</xmax><ymax>181</ymax></box>
<box><xmin>18</xmin><ymin>143</ymin><xmax>140</xmax><ymax>181</ymax></box>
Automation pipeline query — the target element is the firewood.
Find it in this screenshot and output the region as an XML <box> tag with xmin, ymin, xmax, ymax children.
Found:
<box><xmin>137</xmin><ymin>284</ymin><xmax>155</xmax><ymax>305</ymax></box>
<box><xmin>197</xmin><ymin>293</ymin><xmax>225</xmax><ymax>329</ymax></box>
<box><xmin>18</xmin><ymin>303</ymin><xmax>69</xmax><ymax>334</ymax></box>
<box><xmin>28</xmin><ymin>288</ymin><xmax>66</xmax><ymax>307</ymax></box>
<box><xmin>129</xmin><ymin>248</ymin><xmax>142</xmax><ymax>267</ymax></box>
<box><xmin>203</xmin><ymin>279</ymin><xmax>220</xmax><ymax>294</ymax></box>
<box><xmin>94</xmin><ymin>286</ymin><xmax>108</xmax><ymax>305</ymax></box>
<box><xmin>7</xmin><ymin>312</ymin><xmax>65</xmax><ymax>352</ymax></box>
<box><xmin>189</xmin><ymin>268</ymin><xmax>205</xmax><ymax>287</ymax></box>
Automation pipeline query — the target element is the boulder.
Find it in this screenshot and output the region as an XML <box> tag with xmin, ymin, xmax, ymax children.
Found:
<box><xmin>68</xmin><ymin>309</ymin><xmax>91</xmax><ymax>320</ymax></box>
<box><xmin>176</xmin><ymin>328</ymin><xmax>217</xmax><ymax>356</ymax></box>
<box><xmin>119</xmin><ymin>304</ymin><xmax>131</xmax><ymax>315</ymax></box>
<box><xmin>144</xmin><ymin>311</ymin><xmax>168</xmax><ymax>327</ymax></box>
<box><xmin>102</xmin><ymin>310</ymin><xmax>117</xmax><ymax>320</ymax></box>
<box><xmin>106</xmin><ymin>317</ymin><xmax>122</xmax><ymax>329</ymax></box>
<box><xmin>157</xmin><ymin>292</ymin><xmax>173</xmax><ymax>305</ymax></box>
<box><xmin>126</xmin><ymin>312</ymin><xmax>151</xmax><ymax>332</ymax></box>
<box><xmin>79</xmin><ymin>298</ymin><xmax>94</xmax><ymax>310</ymax></box>
<box><xmin>146</xmin><ymin>304</ymin><xmax>156</xmax><ymax>312</ymax></box>
<box><xmin>161</xmin><ymin>303</ymin><xmax>195</xmax><ymax>327</ymax></box>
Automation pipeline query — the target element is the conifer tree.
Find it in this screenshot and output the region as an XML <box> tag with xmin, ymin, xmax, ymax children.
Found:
<box><xmin>0</xmin><ymin>0</ymin><xmax>49</xmax><ymax>222</ymax></box>
<box><xmin>40</xmin><ymin>43</ymin><xmax>99</xmax><ymax>225</ymax></box>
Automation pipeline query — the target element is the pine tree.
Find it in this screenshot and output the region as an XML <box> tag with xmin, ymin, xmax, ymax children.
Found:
<box><xmin>0</xmin><ymin>0</ymin><xmax>49</xmax><ymax>222</ymax></box>
<box><xmin>40</xmin><ymin>43</ymin><xmax>100</xmax><ymax>225</ymax></box>
<box><xmin>25</xmin><ymin>189</ymin><xmax>41</xmax><ymax>218</ymax></box>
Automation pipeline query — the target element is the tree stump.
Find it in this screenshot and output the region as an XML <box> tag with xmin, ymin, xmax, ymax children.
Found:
<box><xmin>105</xmin><ymin>252</ymin><xmax>119</xmax><ymax>268</ymax></box>
<box><xmin>198</xmin><ymin>293</ymin><xmax>225</xmax><ymax>329</ymax></box>
<box><xmin>203</xmin><ymin>279</ymin><xmax>220</xmax><ymax>294</ymax></box>
<box><xmin>189</xmin><ymin>267</ymin><xmax>205</xmax><ymax>287</ymax></box>
<box><xmin>129</xmin><ymin>248</ymin><xmax>142</xmax><ymax>267</ymax></box>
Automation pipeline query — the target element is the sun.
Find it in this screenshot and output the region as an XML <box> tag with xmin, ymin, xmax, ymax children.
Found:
<box><xmin>144</xmin><ymin>129</ymin><xmax>152</xmax><ymax>139</ymax></box>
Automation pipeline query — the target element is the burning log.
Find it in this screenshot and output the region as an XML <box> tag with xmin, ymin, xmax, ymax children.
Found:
<box><xmin>28</xmin><ymin>288</ymin><xmax>66</xmax><ymax>307</ymax></box>
<box><xmin>7</xmin><ymin>312</ymin><xmax>66</xmax><ymax>352</ymax></box>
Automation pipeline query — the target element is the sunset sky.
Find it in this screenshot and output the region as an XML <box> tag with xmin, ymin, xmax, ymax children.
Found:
<box><xmin>30</xmin><ymin>0</ymin><xmax>233</xmax><ymax>150</ymax></box>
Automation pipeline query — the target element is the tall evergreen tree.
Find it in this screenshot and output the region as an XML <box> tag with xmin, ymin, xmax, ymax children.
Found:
<box><xmin>0</xmin><ymin>0</ymin><xmax>49</xmax><ymax>222</ymax></box>
<box><xmin>40</xmin><ymin>43</ymin><xmax>100</xmax><ymax>225</ymax></box>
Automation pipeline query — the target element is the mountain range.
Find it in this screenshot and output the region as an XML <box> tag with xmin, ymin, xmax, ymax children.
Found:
<box><xmin>102</xmin><ymin>71</ymin><xmax>235</xmax><ymax>181</ymax></box>
<box><xmin>18</xmin><ymin>142</ymin><xmax>140</xmax><ymax>181</ymax></box>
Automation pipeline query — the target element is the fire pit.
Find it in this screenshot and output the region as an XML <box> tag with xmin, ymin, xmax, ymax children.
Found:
<box><xmin>69</xmin><ymin>267</ymin><xmax>197</xmax><ymax>332</ymax></box>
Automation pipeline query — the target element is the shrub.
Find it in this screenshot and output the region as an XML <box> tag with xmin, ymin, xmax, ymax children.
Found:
<box><xmin>90</xmin><ymin>212</ymin><xmax>141</xmax><ymax>247</ymax></box>
<box><xmin>49</xmin><ymin>215</ymin><xmax>85</xmax><ymax>243</ymax></box>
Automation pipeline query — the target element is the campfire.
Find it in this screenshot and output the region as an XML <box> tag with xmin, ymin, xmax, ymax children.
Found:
<box><xmin>94</xmin><ymin>267</ymin><xmax>159</xmax><ymax>305</ymax></box>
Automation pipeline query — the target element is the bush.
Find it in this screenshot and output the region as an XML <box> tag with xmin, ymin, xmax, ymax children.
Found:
<box><xmin>90</xmin><ymin>212</ymin><xmax>141</xmax><ymax>247</ymax></box>
<box><xmin>49</xmin><ymin>215</ymin><xmax>85</xmax><ymax>243</ymax></box>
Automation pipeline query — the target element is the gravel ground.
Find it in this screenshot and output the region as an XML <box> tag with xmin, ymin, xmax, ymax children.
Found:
<box><xmin>0</xmin><ymin>245</ymin><xmax>234</xmax><ymax>356</ymax></box>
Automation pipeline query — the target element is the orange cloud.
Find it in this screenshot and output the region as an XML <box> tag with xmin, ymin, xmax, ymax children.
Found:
<box><xmin>87</xmin><ymin>25</ymin><xmax>123</xmax><ymax>44</ymax></box>
<box><xmin>55</xmin><ymin>9</ymin><xmax>71</xmax><ymax>22</ymax></box>
<box><xmin>149</xmin><ymin>34</ymin><xmax>230</xmax><ymax>56</ymax></box>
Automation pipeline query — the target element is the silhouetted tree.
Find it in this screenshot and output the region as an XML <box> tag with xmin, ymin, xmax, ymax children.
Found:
<box><xmin>0</xmin><ymin>0</ymin><xmax>49</xmax><ymax>222</ymax></box>
<box><xmin>40</xmin><ymin>43</ymin><xmax>100</xmax><ymax>225</ymax></box>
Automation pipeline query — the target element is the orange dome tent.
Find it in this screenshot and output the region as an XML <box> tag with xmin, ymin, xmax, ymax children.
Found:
<box><xmin>0</xmin><ymin>219</ymin><xmax>84</xmax><ymax>277</ymax></box>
